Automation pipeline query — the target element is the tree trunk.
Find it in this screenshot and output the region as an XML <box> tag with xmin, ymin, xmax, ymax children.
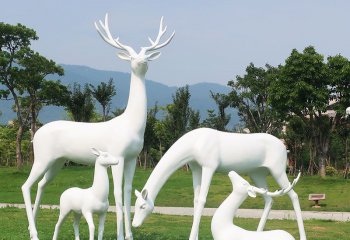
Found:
<box><xmin>16</xmin><ymin>125</ymin><xmax>24</xmax><ymax>170</ymax></box>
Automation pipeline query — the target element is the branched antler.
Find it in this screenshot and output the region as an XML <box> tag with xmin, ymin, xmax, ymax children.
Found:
<box><xmin>141</xmin><ymin>16</ymin><xmax>175</xmax><ymax>54</ymax></box>
<box><xmin>95</xmin><ymin>13</ymin><xmax>137</xmax><ymax>57</ymax></box>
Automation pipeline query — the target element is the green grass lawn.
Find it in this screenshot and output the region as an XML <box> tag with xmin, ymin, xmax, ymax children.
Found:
<box><xmin>1</xmin><ymin>208</ymin><xmax>349</xmax><ymax>240</ymax></box>
<box><xmin>1</xmin><ymin>166</ymin><xmax>350</xmax><ymax>212</ymax></box>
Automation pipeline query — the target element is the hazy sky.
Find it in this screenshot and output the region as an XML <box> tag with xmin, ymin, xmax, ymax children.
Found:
<box><xmin>2</xmin><ymin>1</ymin><xmax>350</xmax><ymax>86</ymax></box>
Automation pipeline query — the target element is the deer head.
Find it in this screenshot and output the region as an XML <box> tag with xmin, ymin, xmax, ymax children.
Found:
<box><xmin>132</xmin><ymin>189</ymin><xmax>154</xmax><ymax>228</ymax></box>
<box><xmin>91</xmin><ymin>148</ymin><xmax>119</xmax><ymax>167</ymax></box>
<box><xmin>95</xmin><ymin>14</ymin><xmax>175</xmax><ymax>76</ymax></box>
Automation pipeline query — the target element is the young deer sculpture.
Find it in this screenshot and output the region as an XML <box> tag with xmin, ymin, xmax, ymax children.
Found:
<box><xmin>21</xmin><ymin>13</ymin><xmax>174</xmax><ymax>240</ymax></box>
<box><xmin>211</xmin><ymin>171</ymin><xmax>300</xmax><ymax>240</ymax></box>
<box><xmin>52</xmin><ymin>149</ymin><xmax>119</xmax><ymax>240</ymax></box>
<box><xmin>133</xmin><ymin>128</ymin><xmax>306</xmax><ymax>240</ymax></box>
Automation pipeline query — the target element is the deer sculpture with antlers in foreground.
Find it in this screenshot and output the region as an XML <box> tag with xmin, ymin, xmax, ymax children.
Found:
<box><xmin>21</xmin><ymin>13</ymin><xmax>174</xmax><ymax>240</ymax></box>
<box><xmin>211</xmin><ymin>171</ymin><xmax>300</xmax><ymax>240</ymax></box>
<box><xmin>133</xmin><ymin>128</ymin><xmax>306</xmax><ymax>240</ymax></box>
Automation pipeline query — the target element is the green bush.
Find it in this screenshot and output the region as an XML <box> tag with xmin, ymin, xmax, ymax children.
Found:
<box><xmin>325</xmin><ymin>166</ymin><xmax>338</xmax><ymax>176</ymax></box>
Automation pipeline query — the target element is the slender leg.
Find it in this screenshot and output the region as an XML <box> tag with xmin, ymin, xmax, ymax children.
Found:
<box><xmin>123</xmin><ymin>158</ymin><xmax>137</xmax><ymax>240</ymax></box>
<box><xmin>274</xmin><ymin>172</ymin><xmax>307</xmax><ymax>240</ymax></box>
<box><xmin>83</xmin><ymin>212</ymin><xmax>95</xmax><ymax>240</ymax></box>
<box><xmin>111</xmin><ymin>160</ymin><xmax>125</xmax><ymax>240</ymax></box>
<box><xmin>73</xmin><ymin>213</ymin><xmax>82</xmax><ymax>240</ymax></box>
<box><xmin>21</xmin><ymin>161</ymin><xmax>49</xmax><ymax>240</ymax></box>
<box><xmin>33</xmin><ymin>160</ymin><xmax>65</xmax><ymax>220</ymax></box>
<box><xmin>52</xmin><ymin>208</ymin><xmax>70</xmax><ymax>240</ymax></box>
<box><xmin>249</xmin><ymin>171</ymin><xmax>273</xmax><ymax>231</ymax></box>
<box><xmin>98</xmin><ymin>212</ymin><xmax>107</xmax><ymax>240</ymax></box>
<box><xmin>189</xmin><ymin>167</ymin><xmax>215</xmax><ymax>240</ymax></box>
<box><xmin>189</xmin><ymin>163</ymin><xmax>202</xmax><ymax>213</ymax></box>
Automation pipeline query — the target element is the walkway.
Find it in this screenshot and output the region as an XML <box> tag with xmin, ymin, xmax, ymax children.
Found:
<box><xmin>1</xmin><ymin>203</ymin><xmax>349</xmax><ymax>222</ymax></box>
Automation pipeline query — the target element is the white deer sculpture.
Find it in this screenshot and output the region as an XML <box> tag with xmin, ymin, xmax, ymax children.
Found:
<box><xmin>133</xmin><ymin>128</ymin><xmax>307</xmax><ymax>240</ymax></box>
<box><xmin>346</xmin><ymin>107</ymin><xmax>350</xmax><ymax>118</ymax></box>
<box><xmin>52</xmin><ymin>149</ymin><xmax>119</xmax><ymax>240</ymax></box>
<box><xmin>211</xmin><ymin>170</ymin><xmax>300</xmax><ymax>240</ymax></box>
<box><xmin>21</xmin><ymin>13</ymin><xmax>174</xmax><ymax>240</ymax></box>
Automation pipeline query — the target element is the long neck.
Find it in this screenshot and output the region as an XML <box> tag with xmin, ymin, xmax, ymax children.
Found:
<box><xmin>122</xmin><ymin>72</ymin><xmax>147</xmax><ymax>135</ymax></box>
<box><xmin>213</xmin><ymin>189</ymin><xmax>247</xmax><ymax>226</ymax></box>
<box><xmin>91</xmin><ymin>163</ymin><xmax>110</xmax><ymax>201</ymax></box>
<box><xmin>143</xmin><ymin>143</ymin><xmax>193</xmax><ymax>202</ymax></box>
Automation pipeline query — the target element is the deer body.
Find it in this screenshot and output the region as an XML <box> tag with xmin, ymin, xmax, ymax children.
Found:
<box><xmin>211</xmin><ymin>171</ymin><xmax>296</xmax><ymax>240</ymax></box>
<box><xmin>22</xmin><ymin>14</ymin><xmax>174</xmax><ymax>240</ymax></box>
<box><xmin>53</xmin><ymin>149</ymin><xmax>119</xmax><ymax>240</ymax></box>
<box><xmin>133</xmin><ymin>128</ymin><xmax>306</xmax><ymax>240</ymax></box>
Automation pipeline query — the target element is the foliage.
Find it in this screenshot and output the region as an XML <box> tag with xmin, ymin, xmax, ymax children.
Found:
<box><xmin>90</xmin><ymin>78</ymin><xmax>116</xmax><ymax>121</ymax></box>
<box><xmin>202</xmin><ymin>91</ymin><xmax>231</xmax><ymax>131</ymax></box>
<box><xmin>228</xmin><ymin>63</ymin><xmax>282</xmax><ymax>134</ymax></box>
<box><xmin>325</xmin><ymin>166</ymin><xmax>338</xmax><ymax>176</ymax></box>
<box><xmin>65</xmin><ymin>83</ymin><xmax>95</xmax><ymax>122</ymax></box>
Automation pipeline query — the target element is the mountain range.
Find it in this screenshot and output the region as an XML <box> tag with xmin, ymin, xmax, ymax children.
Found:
<box><xmin>0</xmin><ymin>64</ymin><xmax>238</xmax><ymax>126</ymax></box>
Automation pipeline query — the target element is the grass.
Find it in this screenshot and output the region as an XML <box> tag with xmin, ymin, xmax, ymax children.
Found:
<box><xmin>1</xmin><ymin>208</ymin><xmax>350</xmax><ymax>240</ymax></box>
<box><xmin>1</xmin><ymin>166</ymin><xmax>350</xmax><ymax>212</ymax></box>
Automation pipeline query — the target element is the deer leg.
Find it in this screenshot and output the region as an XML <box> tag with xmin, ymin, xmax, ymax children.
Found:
<box><xmin>33</xmin><ymin>160</ymin><xmax>65</xmax><ymax>220</ymax></box>
<box><xmin>111</xmin><ymin>161</ymin><xmax>125</xmax><ymax>240</ymax></box>
<box><xmin>73</xmin><ymin>212</ymin><xmax>82</xmax><ymax>240</ymax></box>
<box><xmin>52</xmin><ymin>206</ymin><xmax>70</xmax><ymax>240</ymax></box>
<box><xmin>83</xmin><ymin>212</ymin><xmax>95</xmax><ymax>240</ymax></box>
<box><xmin>189</xmin><ymin>167</ymin><xmax>214</xmax><ymax>240</ymax></box>
<box><xmin>274</xmin><ymin>172</ymin><xmax>307</xmax><ymax>240</ymax></box>
<box><xmin>97</xmin><ymin>212</ymin><xmax>107</xmax><ymax>240</ymax></box>
<box><xmin>189</xmin><ymin>162</ymin><xmax>202</xmax><ymax>213</ymax></box>
<box><xmin>249</xmin><ymin>171</ymin><xmax>273</xmax><ymax>231</ymax></box>
<box><xmin>123</xmin><ymin>158</ymin><xmax>137</xmax><ymax>240</ymax></box>
<box><xmin>21</xmin><ymin>161</ymin><xmax>49</xmax><ymax>240</ymax></box>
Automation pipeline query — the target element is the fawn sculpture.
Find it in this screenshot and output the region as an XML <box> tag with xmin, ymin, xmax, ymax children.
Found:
<box><xmin>22</xmin><ymin>13</ymin><xmax>174</xmax><ymax>240</ymax></box>
<box><xmin>133</xmin><ymin>128</ymin><xmax>306</xmax><ymax>240</ymax></box>
<box><xmin>211</xmin><ymin>171</ymin><xmax>300</xmax><ymax>240</ymax></box>
<box><xmin>52</xmin><ymin>149</ymin><xmax>119</xmax><ymax>240</ymax></box>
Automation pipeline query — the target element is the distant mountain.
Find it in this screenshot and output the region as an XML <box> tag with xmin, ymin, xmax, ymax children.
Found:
<box><xmin>0</xmin><ymin>64</ymin><xmax>238</xmax><ymax>126</ymax></box>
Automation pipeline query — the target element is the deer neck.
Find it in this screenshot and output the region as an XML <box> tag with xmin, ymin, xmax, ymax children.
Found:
<box><xmin>143</xmin><ymin>145</ymin><xmax>193</xmax><ymax>202</ymax></box>
<box><xmin>213</xmin><ymin>190</ymin><xmax>247</xmax><ymax>226</ymax></box>
<box><xmin>122</xmin><ymin>72</ymin><xmax>147</xmax><ymax>135</ymax></box>
<box><xmin>91</xmin><ymin>163</ymin><xmax>110</xmax><ymax>201</ymax></box>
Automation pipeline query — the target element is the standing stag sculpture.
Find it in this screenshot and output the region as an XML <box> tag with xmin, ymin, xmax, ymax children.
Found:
<box><xmin>21</xmin><ymin>13</ymin><xmax>174</xmax><ymax>240</ymax></box>
<box><xmin>53</xmin><ymin>149</ymin><xmax>119</xmax><ymax>240</ymax></box>
<box><xmin>211</xmin><ymin>171</ymin><xmax>300</xmax><ymax>240</ymax></box>
<box><xmin>133</xmin><ymin>128</ymin><xmax>306</xmax><ymax>240</ymax></box>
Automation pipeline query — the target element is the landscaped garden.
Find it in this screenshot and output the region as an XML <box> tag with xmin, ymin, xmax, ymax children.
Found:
<box><xmin>1</xmin><ymin>166</ymin><xmax>350</xmax><ymax>239</ymax></box>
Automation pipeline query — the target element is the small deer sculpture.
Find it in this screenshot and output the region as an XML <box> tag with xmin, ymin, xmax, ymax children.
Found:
<box><xmin>22</xmin><ymin>14</ymin><xmax>174</xmax><ymax>240</ymax></box>
<box><xmin>211</xmin><ymin>170</ymin><xmax>300</xmax><ymax>240</ymax></box>
<box><xmin>52</xmin><ymin>149</ymin><xmax>119</xmax><ymax>240</ymax></box>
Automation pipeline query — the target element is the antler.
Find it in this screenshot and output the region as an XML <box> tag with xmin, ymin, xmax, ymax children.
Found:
<box><xmin>141</xmin><ymin>16</ymin><xmax>175</xmax><ymax>54</ymax></box>
<box><xmin>251</xmin><ymin>171</ymin><xmax>301</xmax><ymax>197</ymax></box>
<box><xmin>95</xmin><ymin>13</ymin><xmax>137</xmax><ymax>57</ymax></box>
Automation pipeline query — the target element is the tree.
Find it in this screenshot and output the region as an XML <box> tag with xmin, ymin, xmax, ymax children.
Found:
<box><xmin>0</xmin><ymin>22</ymin><xmax>38</xmax><ymax>169</ymax></box>
<box><xmin>66</xmin><ymin>83</ymin><xmax>95</xmax><ymax>122</ymax></box>
<box><xmin>202</xmin><ymin>91</ymin><xmax>231</xmax><ymax>131</ymax></box>
<box><xmin>269</xmin><ymin>46</ymin><xmax>331</xmax><ymax>176</ymax></box>
<box><xmin>90</xmin><ymin>78</ymin><xmax>116</xmax><ymax>121</ymax></box>
<box><xmin>228</xmin><ymin>63</ymin><xmax>282</xmax><ymax>134</ymax></box>
<box><xmin>17</xmin><ymin>50</ymin><xmax>67</xmax><ymax>139</ymax></box>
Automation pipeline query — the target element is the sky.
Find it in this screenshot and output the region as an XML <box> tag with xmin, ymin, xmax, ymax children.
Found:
<box><xmin>1</xmin><ymin>0</ymin><xmax>350</xmax><ymax>87</ymax></box>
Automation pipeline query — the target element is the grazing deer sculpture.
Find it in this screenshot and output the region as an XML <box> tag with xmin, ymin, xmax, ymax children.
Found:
<box><xmin>133</xmin><ymin>128</ymin><xmax>306</xmax><ymax>240</ymax></box>
<box><xmin>21</xmin><ymin>13</ymin><xmax>174</xmax><ymax>240</ymax></box>
<box><xmin>211</xmin><ymin>171</ymin><xmax>300</xmax><ymax>240</ymax></box>
<box><xmin>52</xmin><ymin>149</ymin><xmax>119</xmax><ymax>240</ymax></box>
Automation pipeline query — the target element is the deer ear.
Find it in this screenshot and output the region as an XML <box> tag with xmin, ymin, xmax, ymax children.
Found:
<box><xmin>146</xmin><ymin>51</ymin><xmax>161</xmax><ymax>61</ymax></box>
<box><xmin>141</xmin><ymin>189</ymin><xmax>148</xmax><ymax>200</ymax></box>
<box><xmin>91</xmin><ymin>148</ymin><xmax>100</xmax><ymax>156</ymax></box>
<box><xmin>117</xmin><ymin>52</ymin><xmax>131</xmax><ymax>61</ymax></box>
<box><xmin>247</xmin><ymin>187</ymin><xmax>257</xmax><ymax>198</ymax></box>
<box><xmin>135</xmin><ymin>189</ymin><xmax>142</xmax><ymax>198</ymax></box>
